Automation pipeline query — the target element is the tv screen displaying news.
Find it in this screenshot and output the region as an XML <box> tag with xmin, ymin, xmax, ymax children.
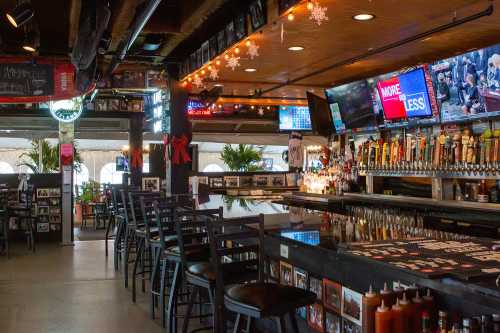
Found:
<box><xmin>325</xmin><ymin>80</ymin><xmax>377</xmax><ymax>130</ymax></box>
<box><xmin>377</xmin><ymin>68</ymin><xmax>434</xmax><ymax>120</ymax></box>
<box><xmin>279</xmin><ymin>106</ymin><xmax>312</xmax><ymax>131</ymax></box>
<box><xmin>430</xmin><ymin>43</ymin><xmax>500</xmax><ymax>123</ymax></box>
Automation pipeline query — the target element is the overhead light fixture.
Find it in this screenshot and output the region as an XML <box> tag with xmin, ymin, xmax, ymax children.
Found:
<box><xmin>353</xmin><ymin>13</ymin><xmax>375</xmax><ymax>21</ymax></box>
<box><xmin>288</xmin><ymin>46</ymin><xmax>304</xmax><ymax>51</ymax></box>
<box><xmin>287</xmin><ymin>11</ymin><xmax>295</xmax><ymax>21</ymax></box>
<box><xmin>307</xmin><ymin>0</ymin><xmax>314</xmax><ymax>11</ymax></box>
<box><xmin>244</xmin><ymin>68</ymin><xmax>257</xmax><ymax>72</ymax></box>
<box><xmin>6</xmin><ymin>2</ymin><xmax>34</xmax><ymax>28</ymax></box>
<box><xmin>22</xmin><ymin>31</ymin><xmax>38</xmax><ymax>52</ymax></box>
<box><xmin>214</xmin><ymin>83</ymin><xmax>224</xmax><ymax>87</ymax></box>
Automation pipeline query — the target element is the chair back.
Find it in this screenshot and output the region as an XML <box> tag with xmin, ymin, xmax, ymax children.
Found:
<box><xmin>173</xmin><ymin>207</ymin><xmax>223</xmax><ymax>266</ymax></box>
<box><xmin>128</xmin><ymin>191</ymin><xmax>161</xmax><ymax>226</ymax></box>
<box><xmin>206</xmin><ymin>214</ymin><xmax>265</xmax><ymax>285</ymax></box>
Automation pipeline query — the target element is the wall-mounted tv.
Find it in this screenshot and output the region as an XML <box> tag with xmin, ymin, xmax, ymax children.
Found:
<box><xmin>279</xmin><ymin>106</ymin><xmax>312</xmax><ymax>131</ymax></box>
<box><xmin>430</xmin><ymin>43</ymin><xmax>500</xmax><ymax>123</ymax></box>
<box><xmin>376</xmin><ymin>68</ymin><xmax>434</xmax><ymax>120</ymax></box>
<box><xmin>307</xmin><ymin>92</ymin><xmax>333</xmax><ymax>136</ymax></box>
<box><xmin>325</xmin><ymin>80</ymin><xmax>377</xmax><ymax>130</ymax></box>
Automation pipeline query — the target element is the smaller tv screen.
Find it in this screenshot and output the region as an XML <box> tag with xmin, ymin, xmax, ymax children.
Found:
<box><xmin>307</xmin><ymin>92</ymin><xmax>333</xmax><ymax>136</ymax></box>
<box><xmin>116</xmin><ymin>156</ymin><xmax>128</xmax><ymax>172</ymax></box>
<box><xmin>279</xmin><ymin>106</ymin><xmax>312</xmax><ymax>131</ymax></box>
<box><xmin>325</xmin><ymin>80</ymin><xmax>377</xmax><ymax>129</ymax></box>
<box><xmin>377</xmin><ymin>68</ymin><xmax>433</xmax><ymax>120</ymax></box>
<box><xmin>281</xmin><ymin>230</ymin><xmax>320</xmax><ymax>246</ymax></box>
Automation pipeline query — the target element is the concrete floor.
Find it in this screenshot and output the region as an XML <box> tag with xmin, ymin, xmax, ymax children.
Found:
<box><xmin>0</xmin><ymin>241</ymin><xmax>165</xmax><ymax>333</ymax></box>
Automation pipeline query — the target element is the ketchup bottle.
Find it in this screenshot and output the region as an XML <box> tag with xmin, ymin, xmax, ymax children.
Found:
<box><xmin>375</xmin><ymin>300</ymin><xmax>392</xmax><ymax>333</ymax></box>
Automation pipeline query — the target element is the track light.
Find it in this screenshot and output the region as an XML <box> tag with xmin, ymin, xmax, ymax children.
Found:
<box><xmin>6</xmin><ymin>2</ymin><xmax>34</xmax><ymax>28</ymax></box>
<box><xmin>22</xmin><ymin>31</ymin><xmax>38</xmax><ymax>52</ymax></box>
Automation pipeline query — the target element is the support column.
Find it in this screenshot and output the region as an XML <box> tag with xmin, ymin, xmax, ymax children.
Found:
<box><xmin>129</xmin><ymin>113</ymin><xmax>144</xmax><ymax>187</ymax></box>
<box><xmin>59</xmin><ymin>121</ymin><xmax>74</xmax><ymax>245</ymax></box>
<box><xmin>166</xmin><ymin>64</ymin><xmax>191</xmax><ymax>195</ymax></box>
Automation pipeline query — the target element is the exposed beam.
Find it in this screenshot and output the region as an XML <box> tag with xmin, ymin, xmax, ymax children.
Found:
<box><xmin>68</xmin><ymin>0</ymin><xmax>82</xmax><ymax>49</ymax></box>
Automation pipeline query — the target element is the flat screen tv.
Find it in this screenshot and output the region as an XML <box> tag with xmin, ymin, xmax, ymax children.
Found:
<box><xmin>325</xmin><ymin>80</ymin><xmax>377</xmax><ymax>130</ymax></box>
<box><xmin>307</xmin><ymin>91</ymin><xmax>333</xmax><ymax>136</ymax></box>
<box><xmin>116</xmin><ymin>156</ymin><xmax>128</xmax><ymax>172</ymax></box>
<box><xmin>430</xmin><ymin>43</ymin><xmax>500</xmax><ymax>123</ymax></box>
<box><xmin>377</xmin><ymin>68</ymin><xmax>433</xmax><ymax>120</ymax></box>
<box><xmin>279</xmin><ymin>105</ymin><xmax>312</xmax><ymax>131</ymax></box>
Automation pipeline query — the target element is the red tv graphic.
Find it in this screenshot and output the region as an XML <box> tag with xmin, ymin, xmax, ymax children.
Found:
<box><xmin>377</xmin><ymin>76</ymin><xmax>407</xmax><ymax>120</ymax></box>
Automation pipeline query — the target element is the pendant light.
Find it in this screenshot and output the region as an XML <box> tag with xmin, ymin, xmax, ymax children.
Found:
<box><xmin>6</xmin><ymin>2</ymin><xmax>34</xmax><ymax>28</ymax></box>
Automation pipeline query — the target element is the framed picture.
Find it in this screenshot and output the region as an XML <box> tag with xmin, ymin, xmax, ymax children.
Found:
<box><xmin>253</xmin><ymin>175</ymin><xmax>269</xmax><ymax>187</ymax></box>
<box><xmin>142</xmin><ymin>177</ymin><xmax>160</xmax><ymax>192</ymax></box>
<box><xmin>249</xmin><ymin>0</ymin><xmax>267</xmax><ymax>31</ymax></box>
<box><xmin>196</xmin><ymin>48</ymin><xmax>203</xmax><ymax>69</ymax></box>
<box><xmin>109</xmin><ymin>99</ymin><xmax>121</xmax><ymax>111</ymax></box>
<box><xmin>307</xmin><ymin>303</ymin><xmax>324</xmax><ymax>332</ymax></box>
<box><xmin>225</xmin><ymin>21</ymin><xmax>236</xmax><ymax>47</ymax></box>
<box><xmin>270</xmin><ymin>174</ymin><xmax>285</xmax><ymax>187</ymax></box>
<box><xmin>36</xmin><ymin>188</ymin><xmax>49</xmax><ymax>198</ymax></box>
<box><xmin>37</xmin><ymin>206</ymin><xmax>49</xmax><ymax>216</ymax></box>
<box><xmin>342</xmin><ymin>318</ymin><xmax>361</xmax><ymax>333</ymax></box>
<box><xmin>341</xmin><ymin>287</ymin><xmax>363</xmax><ymax>326</ymax></box>
<box><xmin>234</xmin><ymin>13</ymin><xmax>247</xmax><ymax>41</ymax></box>
<box><xmin>209</xmin><ymin>36</ymin><xmax>218</xmax><ymax>60</ymax></box>
<box><xmin>294</xmin><ymin>267</ymin><xmax>308</xmax><ymax>290</ymax></box>
<box><xmin>297</xmin><ymin>306</ymin><xmax>307</xmax><ymax>320</ymax></box>
<box><xmin>209</xmin><ymin>177</ymin><xmax>224</xmax><ymax>189</ymax></box>
<box><xmin>325</xmin><ymin>311</ymin><xmax>341</xmax><ymax>333</ymax></box>
<box><xmin>37</xmin><ymin>223</ymin><xmax>50</xmax><ymax>233</ymax></box>
<box><xmin>238</xmin><ymin>176</ymin><xmax>253</xmax><ymax>188</ymax></box>
<box><xmin>201</xmin><ymin>41</ymin><xmax>210</xmax><ymax>65</ymax></box>
<box><xmin>224</xmin><ymin>176</ymin><xmax>239</xmax><ymax>188</ymax></box>
<box><xmin>269</xmin><ymin>259</ymin><xmax>279</xmax><ymax>281</ymax></box>
<box><xmin>309</xmin><ymin>276</ymin><xmax>323</xmax><ymax>302</ymax></box>
<box><xmin>217</xmin><ymin>30</ymin><xmax>226</xmax><ymax>54</ymax></box>
<box><xmin>279</xmin><ymin>261</ymin><xmax>293</xmax><ymax>286</ymax></box>
<box><xmin>49</xmin><ymin>188</ymin><xmax>60</xmax><ymax>197</ymax></box>
<box><xmin>95</xmin><ymin>99</ymin><xmax>107</xmax><ymax>111</ymax></box>
<box><xmin>323</xmin><ymin>279</ymin><xmax>342</xmax><ymax>313</ymax></box>
<box><xmin>50</xmin><ymin>224</ymin><xmax>61</xmax><ymax>232</ymax></box>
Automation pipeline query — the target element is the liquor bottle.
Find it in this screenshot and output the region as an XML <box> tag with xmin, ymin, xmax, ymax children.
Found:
<box><xmin>375</xmin><ymin>300</ymin><xmax>392</xmax><ymax>333</ymax></box>
<box><xmin>437</xmin><ymin>311</ymin><xmax>449</xmax><ymax>333</ymax></box>
<box><xmin>363</xmin><ymin>285</ymin><xmax>381</xmax><ymax>333</ymax></box>
<box><xmin>421</xmin><ymin>311</ymin><xmax>432</xmax><ymax>333</ymax></box>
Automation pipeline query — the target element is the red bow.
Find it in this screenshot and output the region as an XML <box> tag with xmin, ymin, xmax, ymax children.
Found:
<box><xmin>131</xmin><ymin>148</ymin><xmax>143</xmax><ymax>169</ymax></box>
<box><xmin>163</xmin><ymin>135</ymin><xmax>170</xmax><ymax>161</ymax></box>
<box><xmin>172</xmin><ymin>135</ymin><xmax>191</xmax><ymax>165</ymax></box>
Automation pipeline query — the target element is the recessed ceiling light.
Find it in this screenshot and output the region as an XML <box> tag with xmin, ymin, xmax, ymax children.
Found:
<box><xmin>214</xmin><ymin>84</ymin><xmax>224</xmax><ymax>87</ymax></box>
<box><xmin>288</xmin><ymin>46</ymin><xmax>304</xmax><ymax>51</ymax></box>
<box><xmin>244</xmin><ymin>68</ymin><xmax>257</xmax><ymax>72</ymax></box>
<box><xmin>421</xmin><ymin>37</ymin><xmax>432</xmax><ymax>42</ymax></box>
<box><xmin>353</xmin><ymin>13</ymin><xmax>375</xmax><ymax>21</ymax></box>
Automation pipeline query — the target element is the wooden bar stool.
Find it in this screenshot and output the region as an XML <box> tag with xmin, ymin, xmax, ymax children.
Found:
<box><xmin>206</xmin><ymin>214</ymin><xmax>317</xmax><ymax>333</ymax></box>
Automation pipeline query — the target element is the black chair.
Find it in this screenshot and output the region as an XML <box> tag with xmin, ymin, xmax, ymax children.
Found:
<box><xmin>206</xmin><ymin>215</ymin><xmax>316</xmax><ymax>333</ymax></box>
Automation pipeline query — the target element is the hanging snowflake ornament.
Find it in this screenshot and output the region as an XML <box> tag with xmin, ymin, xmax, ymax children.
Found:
<box><xmin>246</xmin><ymin>41</ymin><xmax>260</xmax><ymax>60</ymax></box>
<box><xmin>208</xmin><ymin>66</ymin><xmax>219</xmax><ymax>80</ymax></box>
<box><xmin>225</xmin><ymin>55</ymin><xmax>241</xmax><ymax>71</ymax></box>
<box><xmin>258</xmin><ymin>107</ymin><xmax>264</xmax><ymax>116</ymax></box>
<box><xmin>309</xmin><ymin>2</ymin><xmax>329</xmax><ymax>26</ymax></box>
<box><xmin>193</xmin><ymin>75</ymin><xmax>205</xmax><ymax>89</ymax></box>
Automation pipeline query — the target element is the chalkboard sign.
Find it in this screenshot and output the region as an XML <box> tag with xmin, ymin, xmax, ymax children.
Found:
<box><xmin>0</xmin><ymin>63</ymin><xmax>54</xmax><ymax>97</ymax></box>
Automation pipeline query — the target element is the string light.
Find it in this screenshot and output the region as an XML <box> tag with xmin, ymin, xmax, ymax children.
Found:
<box><xmin>224</xmin><ymin>54</ymin><xmax>230</xmax><ymax>60</ymax></box>
<box><xmin>208</xmin><ymin>65</ymin><xmax>212</xmax><ymax>70</ymax></box>
<box><xmin>188</xmin><ymin>77</ymin><xmax>192</xmax><ymax>82</ymax></box>
<box><xmin>216</xmin><ymin>60</ymin><xmax>221</xmax><ymax>65</ymax></box>
<box><xmin>201</xmin><ymin>69</ymin><xmax>206</xmax><ymax>75</ymax></box>
<box><xmin>307</xmin><ymin>0</ymin><xmax>314</xmax><ymax>10</ymax></box>
<box><xmin>245</xmin><ymin>40</ymin><xmax>251</xmax><ymax>47</ymax></box>
<box><xmin>287</xmin><ymin>11</ymin><xmax>295</xmax><ymax>21</ymax></box>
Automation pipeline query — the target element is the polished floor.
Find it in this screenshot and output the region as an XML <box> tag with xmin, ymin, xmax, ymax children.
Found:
<box><xmin>0</xmin><ymin>241</ymin><xmax>164</xmax><ymax>333</ymax></box>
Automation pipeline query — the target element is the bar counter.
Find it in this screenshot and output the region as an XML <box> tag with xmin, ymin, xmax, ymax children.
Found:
<box><xmin>199</xmin><ymin>195</ymin><xmax>500</xmax><ymax>319</ymax></box>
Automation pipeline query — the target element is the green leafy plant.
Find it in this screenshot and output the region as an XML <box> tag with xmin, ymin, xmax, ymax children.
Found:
<box><xmin>78</xmin><ymin>180</ymin><xmax>101</xmax><ymax>203</ymax></box>
<box><xmin>18</xmin><ymin>139</ymin><xmax>83</xmax><ymax>173</ymax></box>
<box><xmin>220</xmin><ymin>144</ymin><xmax>263</xmax><ymax>172</ymax></box>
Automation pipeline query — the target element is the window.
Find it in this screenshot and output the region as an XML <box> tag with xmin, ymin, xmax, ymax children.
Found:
<box><xmin>272</xmin><ymin>165</ymin><xmax>285</xmax><ymax>171</ymax></box>
<box><xmin>74</xmin><ymin>164</ymin><xmax>90</xmax><ymax>187</ymax></box>
<box><xmin>143</xmin><ymin>162</ymin><xmax>150</xmax><ymax>173</ymax></box>
<box><xmin>100</xmin><ymin>163</ymin><xmax>124</xmax><ymax>184</ymax></box>
<box><xmin>202</xmin><ymin>164</ymin><xmax>224</xmax><ymax>173</ymax></box>
<box><xmin>0</xmin><ymin>162</ymin><xmax>14</xmax><ymax>174</ymax></box>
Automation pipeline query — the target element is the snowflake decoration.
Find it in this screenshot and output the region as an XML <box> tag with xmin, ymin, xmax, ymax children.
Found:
<box><xmin>193</xmin><ymin>76</ymin><xmax>205</xmax><ymax>89</ymax></box>
<box><xmin>225</xmin><ymin>55</ymin><xmax>240</xmax><ymax>71</ymax></box>
<box><xmin>208</xmin><ymin>66</ymin><xmax>219</xmax><ymax>80</ymax></box>
<box><xmin>246</xmin><ymin>41</ymin><xmax>260</xmax><ymax>60</ymax></box>
<box><xmin>309</xmin><ymin>2</ymin><xmax>328</xmax><ymax>26</ymax></box>
<box><xmin>258</xmin><ymin>107</ymin><xmax>264</xmax><ymax>116</ymax></box>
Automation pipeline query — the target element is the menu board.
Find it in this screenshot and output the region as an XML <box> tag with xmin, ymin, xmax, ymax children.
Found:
<box><xmin>0</xmin><ymin>63</ymin><xmax>54</xmax><ymax>97</ymax></box>
<box><xmin>430</xmin><ymin>43</ymin><xmax>500</xmax><ymax>123</ymax></box>
<box><xmin>345</xmin><ymin>238</ymin><xmax>500</xmax><ymax>280</ymax></box>
<box><xmin>279</xmin><ymin>106</ymin><xmax>312</xmax><ymax>131</ymax></box>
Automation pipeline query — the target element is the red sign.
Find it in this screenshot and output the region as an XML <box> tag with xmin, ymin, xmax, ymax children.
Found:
<box><xmin>60</xmin><ymin>144</ymin><xmax>74</xmax><ymax>166</ymax></box>
<box><xmin>377</xmin><ymin>76</ymin><xmax>407</xmax><ymax>120</ymax></box>
<box><xmin>0</xmin><ymin>57</ymin><xmax>79</xmax><ymax>104</ymax></box>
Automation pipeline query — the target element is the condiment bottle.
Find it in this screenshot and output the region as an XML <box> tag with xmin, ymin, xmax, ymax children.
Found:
<box><xmin>392</xmin><ymin>299</ymin><xmax>407</xmax><ymax>333</ymax></box>
<box><xmin>421</xmin><ymin>311</ymin><xmax>432</xmax><ymax>333</ymax></box>
<box><xmin>412</xmin><ymin>291</ymin><xmax>424</xmax><ymax>332</ymax></box>
<box><xmin>399</xmin><ymin>293</ymin><xmax>413</xmax><ymax>332</ymax></box>
<box><xmin>363</xmin><ymin>285</ymin><xmax>381</xmax><ymax>333</ymax></box>
<box><xmin>493</xmin><ymin>314</ymin><xmax>500</xmax><ymax>333</ymax></box>
<box><xmin>381</xmin><ymin>282</ymin><xmax>396</xmax><ymax>307</ymax></box>
<box><xmin>404</xmin><ymin>284</ymin><xmax>418</xmax><ymax>299</ymax></box>
<box><xmin>375</xmin><ymin>300</ymin><xmax>392</xmax><ymax>333</ymax></box>
<box><xmin>393</xmin><ymin>281</ymin><xmax>405</xmax><ymax>300</ymax></box>
<box><xmin>423</xmin><ymin>289</ymin><xmax>436</xmax><ymax>329</ymax></box>
<box><xmin>437</xmin><ymin>311</ymin><xmax>449</xmax><ymax>333</ymax></box>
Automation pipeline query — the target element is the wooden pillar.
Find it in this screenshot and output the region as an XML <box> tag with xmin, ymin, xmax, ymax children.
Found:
<box><xmin>129</xmin><ymin>113</ymin><xmax>144</xmax><ymax>187</ymax></box>
<box><xmin>166</xmin><ymin>64</ymin><xmax>191</xmax><ymax>195</ymax></box>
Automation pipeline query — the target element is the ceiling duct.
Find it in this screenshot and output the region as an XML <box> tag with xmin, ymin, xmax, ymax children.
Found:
<box><xmin>106</xmin><ymin>0</ymin><xmax>162</xmax><ymax>76</ymax></box>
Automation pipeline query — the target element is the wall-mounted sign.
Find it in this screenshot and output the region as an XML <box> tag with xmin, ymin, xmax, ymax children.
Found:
<box><xmin>50</xmin><ymin>97</ymin><xmax>84</xmax><ymax>122</ymax></box>
<box><xmin>0</xmin><ymin>57</ymin><xmax>77</xmax><ymax>103</ymax></box>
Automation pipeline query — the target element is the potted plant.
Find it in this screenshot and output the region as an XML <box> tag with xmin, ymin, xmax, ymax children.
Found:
<box><xmin>220</xmin><ymin>144</ymin><xmax>263</xmax><ymax>171</ymax></box>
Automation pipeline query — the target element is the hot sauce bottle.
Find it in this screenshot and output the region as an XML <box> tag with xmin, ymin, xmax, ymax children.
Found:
<box><xmin>412</xmin><ymin>291</ymin><xmax>424</xmax><ymax>332</ymax></box>
<box><xmin>363</xmin><ymin>285</ymin><xmax>381</xmax><ymax>333</ymax></box>
<box><xmin>392</xmin><ymin>299</ymin><xmax>407</xmax><ymax>333</ymax></box>
<box><xmin>399</xmin><ymin>293</ymin><xmax>414</xmax><ymax>332</ymax></box>
<box><xmin>380</xmin><ymin>282</ymin><xmax>396</xmax><ymax>307</ymax></box>
<box><xmin>393</xmin><ymin>281</ymin><xmax>405</xmax><ymax>300</ymax></box>
<box><xmin>423</xmin><ymin>289</ymin><xmax>436</xmax><ymax>329</ymax></box>
<box><xmin>404</xmin><ymin>284</ymin><xmax>418</xmax><ymax>299</ymax></box>
<box><xmin>375</xmin><ymin>300</ymin><xmax>392</xmax><ymax>333</ymax></box>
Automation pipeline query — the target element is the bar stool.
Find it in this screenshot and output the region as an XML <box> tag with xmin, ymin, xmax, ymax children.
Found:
<box><xmin>206</xmin><ymin>214</ymin><xmax>317</xmax><ymax>333</ymax></box>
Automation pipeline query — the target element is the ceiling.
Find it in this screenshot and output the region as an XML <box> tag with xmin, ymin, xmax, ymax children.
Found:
<box><xmin>186</xmin><ymin>0</ymin><xmax>500</xmax><ymax>98</ymax></box>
